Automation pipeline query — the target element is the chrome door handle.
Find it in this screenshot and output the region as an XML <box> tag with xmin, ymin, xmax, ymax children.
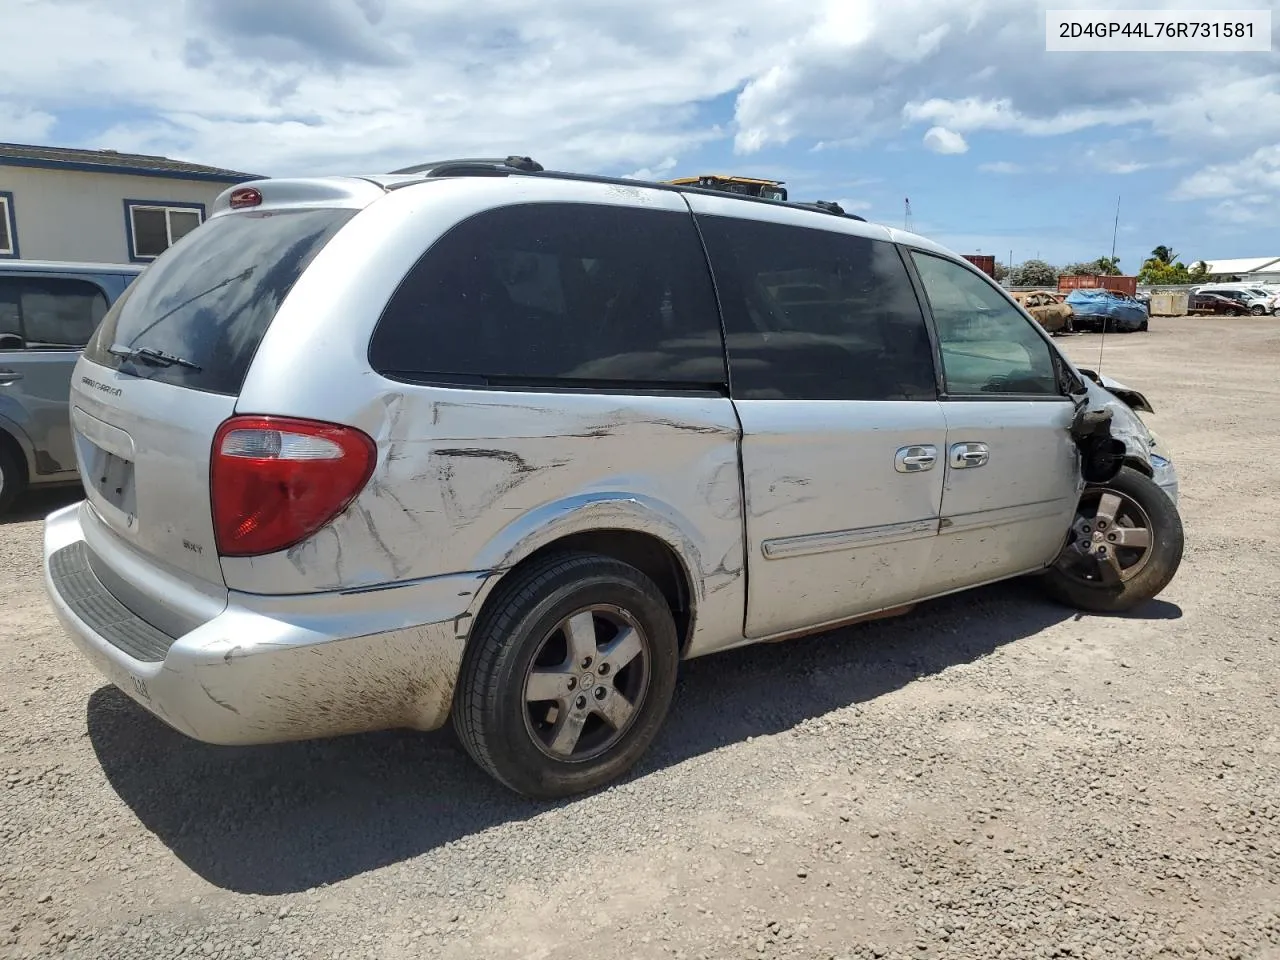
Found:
<box><xmin>950</xmin><ymin>442</ymin><xmax>990</xmax><ymax>469</ymax></box>
<box><xmin>895</xmin><ymin>444</ymin><xmax>938</xmax><ymax>473</ymax></box>
<box><xmin>0</xmin><ymin>369</ymin><xmax>23</xmax><ymax>385</ymax></box>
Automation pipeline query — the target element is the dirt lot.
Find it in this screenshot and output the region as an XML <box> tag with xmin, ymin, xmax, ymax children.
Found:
<box><xmin>1</xmin><ymin>316</ymin><xmax>1277</xmax><ymax>960</ymax></box>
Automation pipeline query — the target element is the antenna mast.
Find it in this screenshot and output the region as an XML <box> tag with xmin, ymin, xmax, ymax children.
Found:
<box><xmin>904</xmin><ymin>197</ymin><xmax>913</xmax><ymax>232</ymax></box>
<box><xmin>1099</xmin><ymin>194</ymin><xmax>1121</xmax><ymax>375</ymax></box>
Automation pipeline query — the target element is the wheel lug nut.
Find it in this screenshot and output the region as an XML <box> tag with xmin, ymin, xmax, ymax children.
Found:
<box><xmin>598</xmin><ymin>663</ymin><xmax>611</xmax><ymax>677</ymax></box>
<box><xmin>580</xmin><ymin>657</ymin><xmax>593</xmax><ymax>669</ymax></box>
<box><xmin>1107</xmin><ymin>533</ymin><xmax>1117</xmax><ymax>542</ymax></box>
<box><xmin>575</xmin><ymin>695</ymin><xmax>587</xmax><ymax>710</ymax></box>
<box><xmin>567</xmin><ymin>678</ymin><xmax>577</xmax><ymax>690</ymax></box>
<box><xmin>594</xmin><ymin>686</ymin><xmax>607</xmax><ymax>701</ymax></box>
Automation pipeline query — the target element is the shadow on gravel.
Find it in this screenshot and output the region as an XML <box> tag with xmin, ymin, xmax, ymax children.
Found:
<box><xmin>2</xmin><ymin>486</ymin><xmax>81</xmax><ymax>525</ymax></box>
<box><xmin>86</xmin><ymin>578</ymin><xmax>1179</xmax><ymax>895</ymax></box>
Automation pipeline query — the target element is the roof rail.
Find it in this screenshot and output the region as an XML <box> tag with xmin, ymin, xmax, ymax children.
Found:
<box><xmin>388</xmin><ymin>155</ymin><xmax>544</xmax><ymax>176</ymax></box>
<box><xmin>378</xmin><ymin>158</ymin><xmax>873</xmax><ymax>225</ymax></box>
<box><xmin>794</xmin><ymin>200</ymin><xmax>866</xmax><ymax>222</ymax></box>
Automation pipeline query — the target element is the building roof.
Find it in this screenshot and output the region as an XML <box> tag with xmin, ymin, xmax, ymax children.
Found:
<box><xmin>0</xmin><ymin>142</ymin><xmax>263</xmax><ymax>184</ymax></box>
<box><xmin>1196</xmin><ymin>256</ymin><xmax>1280</xmax><ymax>275</ymax></box>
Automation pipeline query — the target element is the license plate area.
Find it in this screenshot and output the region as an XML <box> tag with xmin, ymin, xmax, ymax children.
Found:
<box><xmin>76</xmin><ymin>432</ymin><xmax>137</xmax><ymax>521</ymax></box>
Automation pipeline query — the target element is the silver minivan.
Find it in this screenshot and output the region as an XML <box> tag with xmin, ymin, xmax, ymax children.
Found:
<box><xmin>42</xmin><ymin>159</ymin><xmax>1183</xmax><ymax>797</ymax></box>
<box><xmin>1</xmin><ymin>261</ymin><xmax>142</xmax><ymax>513</ymax></box>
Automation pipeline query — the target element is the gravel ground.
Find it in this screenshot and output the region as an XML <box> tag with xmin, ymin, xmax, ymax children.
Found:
<box><xmin>1</xmin><ymin>316</ymin><xmax>1278</xmax><ymax>960</ymax></box>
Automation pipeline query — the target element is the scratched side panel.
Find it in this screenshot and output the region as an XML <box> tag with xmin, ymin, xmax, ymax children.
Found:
<box><xmin>219</xmin><ymin>388</ymin><xmax>748</xmax><ymax>655</ymax></box>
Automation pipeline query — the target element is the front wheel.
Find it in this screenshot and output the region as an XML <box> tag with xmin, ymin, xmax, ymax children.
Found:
<box><xmin>1251</xmin><ymin>304</ymin><xmax>1267</xmax><ymax>316</ymax></box>
<box><xmin>1041</xmin><ymin>466</ymin><xmax>1184</xmax><ymax>613</ymax></box>
<box><xmin>452</xmin><ymin>552</ymin><xmax>679</xmax><ymax>798</ymax></box>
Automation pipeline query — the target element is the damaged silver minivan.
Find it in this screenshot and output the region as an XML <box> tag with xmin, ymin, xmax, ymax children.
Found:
<box><xmin>43</xmin><ymin>158</ymin><xmax>1183</xmax><ymax>798</ymax></box>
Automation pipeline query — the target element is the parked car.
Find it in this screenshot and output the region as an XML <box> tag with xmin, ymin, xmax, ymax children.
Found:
<box><xmin>0</xmin><ymin>260</ymin><xmax>143</xmax><ymax>513</ymax></box>
<box><xmin>1063</xmin><ymin>289</ymin><xmax>1149</xmax><ymax>332</ymax></box>
<box><xmin>42</xmin><ymin>160</ymin><xmax>1184</xmax><ymax>798</ymax></box>
<box><xmin>1188</xmin><ymin>292</ymin><xmax>1250</xmax><ymax>316</ymax></box>
<box><xmin>1192</xmin><ymin>285</ymin><xmax>1277</xmax><ymax>315</ymax></box>
<box><xmin>1011</xmin><ymin>290</ymin><xmax>1073</xmax><ymax>334</ymax></box>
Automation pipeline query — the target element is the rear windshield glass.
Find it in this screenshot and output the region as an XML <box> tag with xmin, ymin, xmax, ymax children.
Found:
<box><xmin>84</xmin><ymin>208</ymin><xmax>357</xmax><ymax>395</ymax></box>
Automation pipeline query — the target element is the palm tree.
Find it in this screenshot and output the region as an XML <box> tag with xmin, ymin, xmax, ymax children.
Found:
<box><xmin>1150</xmin><ymin>245</ymin><xmax>1179</xmax><ymax>265</ymax></box>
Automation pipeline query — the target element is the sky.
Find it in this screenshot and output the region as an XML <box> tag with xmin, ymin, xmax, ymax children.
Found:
<box><xmin>3</xmin><ymin>0</ymin><xmax>1279</xmax><ymax>274</ymax></box>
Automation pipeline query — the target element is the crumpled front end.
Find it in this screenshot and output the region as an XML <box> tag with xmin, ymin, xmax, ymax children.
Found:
<box><xmin>1080</xmin><ymin>375</ymin><xmax>1179</xmax><ymax>505</ymax></box>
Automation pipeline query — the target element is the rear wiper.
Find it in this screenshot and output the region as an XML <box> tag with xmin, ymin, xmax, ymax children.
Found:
<box><xmin>108</xmin><ymin>345</ymin><xmax>203</xmax><ymax>372</ymax></box>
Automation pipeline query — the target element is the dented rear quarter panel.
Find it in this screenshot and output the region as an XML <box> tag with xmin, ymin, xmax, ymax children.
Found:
<box><xmin>225</xmin><ymin>175</ymin><xmax>748</xmax><ymax>659</ymax></box>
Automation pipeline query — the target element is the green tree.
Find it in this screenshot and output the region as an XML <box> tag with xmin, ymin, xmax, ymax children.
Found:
<box><xmin>1064</xmin><ymin>256</ymin><xmax>1122</xmax><ymax>276</ymax></box>
<box><xmin>1137</xmin><ymin>249</ymin><xmax>1205</xmax><ymax>285</ymax></box>
<box><xmin>1009</xmin><ymin>259</ymin><xmax>1058</xmax><ymax>287</ymax></box>
<box><xmin>993</xmin><ymin>261</ymin><xmax>1010</xmax><ymax>282</ymax></box>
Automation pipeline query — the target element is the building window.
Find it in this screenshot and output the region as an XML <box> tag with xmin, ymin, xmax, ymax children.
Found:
<box><xmin>124</xmin><ymin>201</ymin><xmax>205</xmax><ymax>261</ymax></box>
<box><xmin>0</xmin><ymin>192</ymin><xmax>17</xmax><ymax>258</ymax></box>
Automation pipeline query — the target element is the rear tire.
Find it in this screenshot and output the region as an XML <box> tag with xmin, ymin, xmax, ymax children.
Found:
<box><xmin>452</xmin><ymin>552</ymin><xmax>679</xmax><ymax>798</ymax></box>
<box><xmin>0</xmin><ymin>442</ymin><xmax>26</xmax><ymax>515</ymax></box>
<box><xmin>1251</xmin><ymin>304</ymin><xmax>1266</xmax><ymax>316</ymax></box>
<box><xmin>1041</xmin><ymin>466</ymin><xmax>1183</xmax><ymax>613</ymax></box>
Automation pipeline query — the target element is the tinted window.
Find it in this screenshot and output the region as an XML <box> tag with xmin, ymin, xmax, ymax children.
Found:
<box><xmin>0</xmin><ymin>277</ymin><xmax>108</xmax><ymax>348</ymax></box>
<box><xmin>85</xmin><ymin>208</ymin><xmax>356</xmax><ymax>395</ymax></box>
<box><xmin>696</xmin><ymin>216</ymin><xmax>936</xmax><ymax>401</ymax></box>
<box><xmin>0</xmin><ymin>281</ymin><xmax>20</xmax><ymax>340</ymax></box>
<box><xmin>370</xmin><ymin>203</ymin><xmax>726</xmax><ymax>389</ymax></box>
<box><xmin>911</xmin><ymin>252</ymin><xmax>1059</xmax><ymax>396</ymax></box>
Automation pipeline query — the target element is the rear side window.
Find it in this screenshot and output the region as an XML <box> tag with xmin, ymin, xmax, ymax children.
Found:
<box><xmin>0</xmin><ymin>276</ymin><xmax>108</xmax><ymax>348</ymax></box>
<box><xmin>369</xmin><ymin>203</ymin><xmax>727</xmax><ymax>390</ymax></box>
<box><xmin>84</xmin><ymin>208</ymin><xmax>357</xmax><ymax>395</ymax></box>
<box><xmin>695</xmin><ymin>215</ymin><xmax>937</xmax><ymax>401</ymax></box>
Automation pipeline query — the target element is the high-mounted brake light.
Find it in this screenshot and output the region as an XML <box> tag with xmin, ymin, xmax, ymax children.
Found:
<box><xmin>211</xmin><ymin>416</ymin><xmax>376</xmax><ymax>557</ymax></box>
<box><xmin>229</xmin><ymin>186</ymin><xmax>263</xmax><ymax>210</ymax></box>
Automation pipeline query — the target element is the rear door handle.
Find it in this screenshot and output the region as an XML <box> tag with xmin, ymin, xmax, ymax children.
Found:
<box><xmin>895</xmin><ymin>444</ymin><xmax>938</xmax><ymax>473</ymax></box>
<box><xmin>950</xmin><ymin>442</ymin><xmax>990</xmax><ymax>469</ymax></box>
<box><xmin>0</xmin><ymin>369</ymin><xmax>23</xmax><ymax>385</ymax></box>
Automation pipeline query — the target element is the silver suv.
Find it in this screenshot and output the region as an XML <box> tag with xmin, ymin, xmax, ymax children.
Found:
<box><xmin>1</xmin><ymin>260</ymin><xmax>142</xmax><ymax>513</ymax></box>
<box><xmin>42</xmin><ymin>158</ymin><xmax>1184</xmax><ymax>798</ymax></box>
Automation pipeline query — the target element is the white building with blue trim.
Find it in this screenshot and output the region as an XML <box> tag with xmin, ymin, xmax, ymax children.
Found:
<box><xmin>0</xmin><ymin>143</ymin><xmax>262</xmax><ymax>265</ymax></box>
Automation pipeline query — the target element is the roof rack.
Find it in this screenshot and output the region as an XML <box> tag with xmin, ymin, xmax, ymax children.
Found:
<box><xmin>388</xmin><ymin>155</ymin><xmax>544</xmax><ymax>176</ymax></box>
<box><xmin>380</xmin><ymin>156</ymin><xmax>869</xmax><ymax>223</ymax></box>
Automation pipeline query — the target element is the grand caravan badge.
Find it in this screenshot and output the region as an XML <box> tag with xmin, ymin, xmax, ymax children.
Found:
<box><xmin>80</xmin><ymin>376</ymin><xmax>123</xmax><ymax>398</ymax></box>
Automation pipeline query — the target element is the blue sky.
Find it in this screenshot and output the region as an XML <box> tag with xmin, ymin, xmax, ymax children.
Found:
<box><xmin>3</xmin><ymin>0</ymin><xmax>1279</xmax><ymax>274</ymax></box>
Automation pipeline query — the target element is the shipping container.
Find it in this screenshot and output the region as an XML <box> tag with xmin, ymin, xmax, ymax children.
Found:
<box><xmin>1057</xmin><ymin>274</ymin><xmax>1139</xmax><ymax>297</ymax></box>
<box><xmin>962</xmin><ymin>254</ymin><xmax>997</xmax><ymax>278</ymax></box>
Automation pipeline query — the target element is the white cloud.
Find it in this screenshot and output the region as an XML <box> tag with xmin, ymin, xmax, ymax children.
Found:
<box><xmin>0</xmin><ymin>0</ymin><xmax>1278</xmax><ymax>205</ymax></box>
<box><xmin>922</xmin><ymin>126</ymin><xmax>968</xmax><ymax>154</ymax></box>
<box><xmin>1174</xmin><ymin>145</ymin><xmax>1280</xmax><ymax>201</ymax></box>
<box><xmin>0</xmin><ymin>104</ymin><xmax>56</xmax><ymax>142</ymax></box>
<box><xmin>0</xmin><ymin>0</ymin><xmax>803</xmax><ymax>176</ymax></box>
<box><xmin>979</xmin><ymin>161</ymin><xmax>1023</xmax><ymax>174</ymax></box>
<box><xmin>834</xmin><ymin>197</ymin><xmax>872</xmax><ymax>211</ymax></box>
<box><xmin>622</xmin><ymin>157</ymin><xmax>679</xmax><ymax>180</ymax></box>
<box><xmin>734</xmin><ymin>0</ymin><xmax>1280</xmax><ymax>167</ymax></box>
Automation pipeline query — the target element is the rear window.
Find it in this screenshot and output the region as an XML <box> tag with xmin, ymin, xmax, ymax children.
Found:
<box><xmin>84</xmin><ymin>208</ymin><xmax>356</xmax><ymax>394</ymax></box>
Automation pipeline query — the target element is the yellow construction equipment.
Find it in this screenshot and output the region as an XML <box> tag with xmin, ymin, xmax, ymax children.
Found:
<box><xmin>664</xmin><ymin>174</ymin><xmax>788</xmax><ymax>201</ymax></box>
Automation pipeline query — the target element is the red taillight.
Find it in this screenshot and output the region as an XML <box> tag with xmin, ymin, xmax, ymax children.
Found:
<box><xmin>211</xmin><ymin>416</ymin><xmax>376</xmax><ymax>557</ymax></box>
<box><xmin>229</xmin><ymin>187</ymin><xmax>263</xmax><ymax>209</ymax></box>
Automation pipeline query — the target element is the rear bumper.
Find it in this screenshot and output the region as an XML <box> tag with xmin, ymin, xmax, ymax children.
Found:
<box><xmin>42</xmin><ymin>502</ymin><xmax>485</xmax><ymax>745</ymax></box>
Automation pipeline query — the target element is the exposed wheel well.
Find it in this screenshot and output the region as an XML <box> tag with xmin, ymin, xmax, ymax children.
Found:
<box><xmin>500</xmin><ymin>530</ymin><xmax>695</xmax><ymax>654</ymax></box>
<box><xmin>1122</xmin><ymin>455</ymin><xmax>1153</xmax><ymax>479</ymax></box>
